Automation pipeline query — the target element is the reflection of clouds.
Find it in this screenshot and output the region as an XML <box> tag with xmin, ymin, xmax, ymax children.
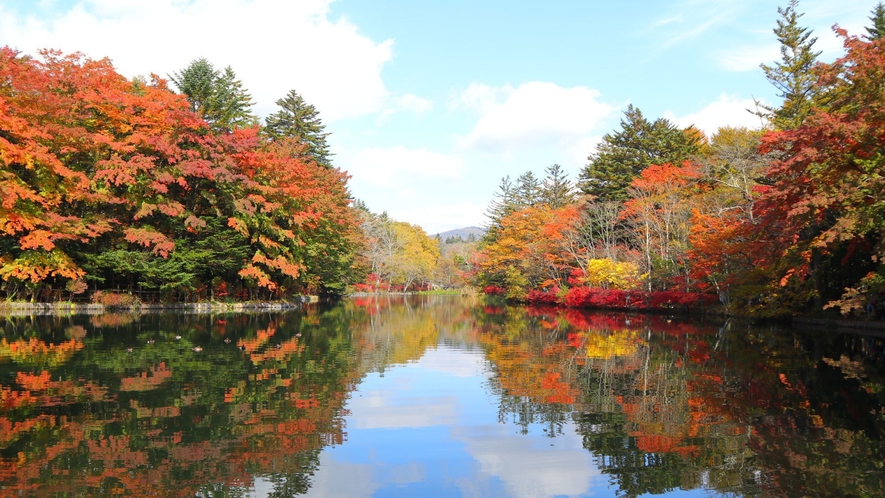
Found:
<box><xmin>418</xmin><ymin>345</ymin><xmax>491</xmax><ymax>378</ymax></box>
<box><xmin>256</xmin><ymin>458</ymin><xmax>377</xmax><ymax>498</ymax></box>
<box><xmin>289</xmin><ymin>457</ymin><xmax>424</xmax><ymax>498</ymax></box>
<box><xmin>348</xmin><ymin>389</ymin><xmax>458</xmax><ymax>429</ymax></box>
<box><xmin>452</xmin><ymin>423</ymin><xmax>599</xmax><ymax>498</ymax></box>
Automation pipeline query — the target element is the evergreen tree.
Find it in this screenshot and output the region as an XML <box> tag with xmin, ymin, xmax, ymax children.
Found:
<box><xmin>170</xmin><ymin>59</ymin><xmax>256</xmax><ymax>133</ymax></box>
<box><xmin>540</xmin><ymin>163</ymin><xmax>575</xmax><ymax>208</ymax></box>
<box><xmin>867</xmin><ymin>2</ymin><xmax>885</xmax><ymax>40</ymax></box>
<box><xmin>483</xmin><ymin>176</ymin><xmax>517</xmax><ymax>241</ymax></box>
<box><xmin>578</xmin><ymin>105</ymin><xmax>700</xmax><ymax>202</ymax></box>
<box><xmin>207</xmin><ymin>66</ymin><xmax>257</xmax><ymax>132</ymax></box>
<box><xmin>265</xmin><ymin>89</ymin><xmax>333</xmax><ymax>168</ymax></box>
<box><xmin>757</xmin><ymin>0</ymin><xmax>822</xmax><ymax>130</ymax></box>
<box><xmin>169</xmin><ymin>57</ymin><xmax>216</xmax><ymax>115</ymax></box>
<box><xmin>514</xmin><ymin>171</ymin><xmax>542</xmax><ymax>207</ymax></box>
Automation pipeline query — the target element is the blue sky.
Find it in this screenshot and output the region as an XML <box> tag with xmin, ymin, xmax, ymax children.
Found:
<box><xmin>0</xmin><ymin>0</ymin><xmax>876</xmax><ymax>233</ymax></box>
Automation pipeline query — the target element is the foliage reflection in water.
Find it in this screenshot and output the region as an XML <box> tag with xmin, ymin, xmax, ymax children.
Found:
<box><xmin>0</xmin><ymin>296</ymin><xmax>883</xmax><ymax>497</ymax></box>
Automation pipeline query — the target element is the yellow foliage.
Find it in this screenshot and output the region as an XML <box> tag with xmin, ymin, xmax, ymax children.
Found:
<box><xmin>582</xmin><ymin>259</ymin><xmax>641</xmax><ymax>290</ymax></box>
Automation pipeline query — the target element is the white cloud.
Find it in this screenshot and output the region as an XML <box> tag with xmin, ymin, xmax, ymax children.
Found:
<box><xmin>565</xmin><ymin>136</ymin><xmax>602</xmax><ymax>172</ymax></box>
<box><xmin>394</xmin><ymin>94</ymin><xmax>433</xmax><ymax>114</ymax></box>
<box><xmin>388</xmin><ymin>201</ymin><xmax>488</xmax><ymax>235</ymax></box>
<box><xmin>665</xmin><ymin>94</ymin><xmax>767</xmax><ymax>136</ymax></box>
<box><xmin>456</xmin><ymin>82</ymin><xmax>616</xmax><ymax>154</ymax></box>
<box><xmin>0</xmin><ymin>0</ymin><xmax>392</xmax><ymax>121</ymax></box>
<box><xmin>346</xmin><ymin>146</ymin><xmax>463</xmax><ymax>188</ymax></box>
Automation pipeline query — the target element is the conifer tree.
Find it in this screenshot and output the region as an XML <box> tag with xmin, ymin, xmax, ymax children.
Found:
<box><xmin>514</xmin><ymin>171</ymin><xmax>542</xmax><ymax>207</ymax></box>
<box><xmin>207</xmin><ymin>66</ymin><xmax>257</xmax><ymax>132</ymax></box>
<box><xmin>265</xmin><ymin>89</ymin><xmax>333</xmax><ymax>168</ymax></box>
<box><xmin>483</xmin><ymin>176</ymin><xmax>516</xmax><ymax>242</ymax></box>
<box><xmin>757</xmin><ymin>0</ymin><xmax>822</xmax><ymax>130</ymax></box>
<box><xmin>866</xmin><ymin>2</ymin><xmax>885</xmax><ymax>40</ymax></box>
<box><xmin>170</xmin><ymin>57</ymin><xmax>216</xmax><ymax>115</ymax></box>
<box><xmin>540</xmin><ymin>164</ymin><xmax>575</xmax><ymax>209</ymax></box>
<box><xmin>578</xmin><ymin>105</ymin><xmax>699</xmax><ymax>202</ymax></box>
<box><xmin>170</xmin><ymin>59</ymin><xmax>256</xmax><ymax>133</ymax></box>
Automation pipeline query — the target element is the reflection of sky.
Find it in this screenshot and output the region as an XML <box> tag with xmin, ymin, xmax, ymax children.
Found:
<box><xmin>247</xmin><ymin>345</ymin><xmax>708</xmax><ymax>498</ymax></box>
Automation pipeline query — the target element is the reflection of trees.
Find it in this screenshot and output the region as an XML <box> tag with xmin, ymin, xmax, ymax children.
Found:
<box><xmin>474</xmin><ymin>305</ymin><xmax>885</xmax><ymax>497</ymax></box>
<box><xmin>345</xmin><ymin>294</ymin><xmax>479</xmax><ymax>374</ymax></box>
<box><xmin>2</xmin><ymin>300</ymin><xmax>884</xmax><ymax>497</ymax></box>
<box><xmin>0</xmin><ymin>309</ymin><xmax>361</xmax><ymax>496</ymax></box>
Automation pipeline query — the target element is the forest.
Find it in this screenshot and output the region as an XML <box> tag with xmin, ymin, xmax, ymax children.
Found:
<box><xmin>2</xmin><ymin>1</ymin><xmax>885</xmax><ymax>319</ymax></box>
<box><xmin>469</xmin><ymin>1</ymin><xmax>885</xmax><ymax>318</ymax></box>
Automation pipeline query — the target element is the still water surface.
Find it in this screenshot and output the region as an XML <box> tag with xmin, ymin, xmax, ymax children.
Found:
<box><xmin>1</xmin><ymin>296</ymin><xmax>883</xmax><ymax>497</ymax></box>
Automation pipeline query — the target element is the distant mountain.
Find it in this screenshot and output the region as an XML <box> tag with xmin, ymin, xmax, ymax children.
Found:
<box><xmin>434</xmin><ymin>226</ymin><xmax>485</xmax><ymax>242</ymax></box>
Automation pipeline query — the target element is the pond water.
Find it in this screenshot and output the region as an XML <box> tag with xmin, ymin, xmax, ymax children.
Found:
<box><xmin>1</xmin><ymin>295</ymin><xmax>883</xmax><ymax>497</ymax></box>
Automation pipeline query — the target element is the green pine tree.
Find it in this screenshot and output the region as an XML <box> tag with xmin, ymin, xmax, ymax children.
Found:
<box><xmin>540</xmin><ymin>163</ymin><xmax>575</xmax><ymax>209</ymax></box>
<box><xmin>169</xmin><ymin>57</ymin><xmax>217</xmax><ymax>115</ymax></box>
<box><xmin>514</xmin><ymin>171</ymin><xmax>542</xmax><ymax>207</ymax></box>
<box><xmin>756</xmin><ymin>0</ymin><xmax>822</xmax><ymax>130</ymax></box>
<box><xmin>578</xmin><ymin>105</ymin><xmax>700</xmax><ymax>202</ymax></box>
<box><xmin>867</xmin><ymin>2</ymin><xmax>885</xmax><ymax>40</ymax></box>
<box><xmin>170</xmin><ymin>59</ymin><xmax>256</xmax><ymax>133</ymax></box>
<box><xmin>264</xmin><ymin>89</ymin><xmax>333</xmax><ymax>168</ymax></box>
<box><xmin>483</xmin><ymin>176</ymin><xmax>517</xmax><ymax>242</ymax></box>
<box><xmin>207</xmin><ymin>66</ymin><xmax>257</xmax><ymax>132</ymax></box>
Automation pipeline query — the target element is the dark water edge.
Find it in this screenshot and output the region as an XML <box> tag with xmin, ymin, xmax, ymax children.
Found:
<box><xmin>1</xmin><ymin>295</ymin><xmax>883</xmax><ymax>497</ymax></box>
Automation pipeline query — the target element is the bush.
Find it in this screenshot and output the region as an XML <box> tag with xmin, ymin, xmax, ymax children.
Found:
<box><xmin>90</xmin><ymin>291</ymin><xmax>140</xmax><ymax>308</ymax></box>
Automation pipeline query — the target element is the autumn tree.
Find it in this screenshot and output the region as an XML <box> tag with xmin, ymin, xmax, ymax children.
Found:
<box><xmin>686</xmin><ymin>127</ymin><xmax>773</xmax><ymax>302</ymax></box>
<box><xmin>0</xmin><ymin>47</ymin><xmax>359</xmax><ymax>300</ymax></box>
<box><xmin>758</xmin><ymin>28</ymin><xmax>885</xmax><ymax>312</ymax></box>
<box><xmin>356</xmin><ymin>211</ymin><xmax>439</xmax><ymax>291</ymax></box>
<box><xmin>578</xmin><ymin>105</ymin><xmax>701</xmax><ymax>202</ymax></box>
<box><xmin>621</xmin><ymin>162</ymin><xmax>702</xmax><ymax>291</ymax></box>
<box><xmin>477</xmin><ymin>204</ymin><xmax>582</xmax><ymax>298</ymax></box>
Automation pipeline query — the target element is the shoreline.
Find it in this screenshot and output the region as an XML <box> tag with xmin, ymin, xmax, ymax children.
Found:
<box><xmin>0</xmin><ymin>297</ymin><xmax>319</xmax><ymax>317</ymax></box>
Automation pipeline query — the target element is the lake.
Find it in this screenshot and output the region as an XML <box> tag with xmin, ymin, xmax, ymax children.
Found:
<box><xmin>1</xmin><ymin>295</ymin><xmax>883</xmax><ymax>497</ymax></box>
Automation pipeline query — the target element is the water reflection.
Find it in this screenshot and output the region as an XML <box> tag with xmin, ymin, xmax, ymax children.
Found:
<box><xmin>1</xmin><ymin>296</ymin><xmax>883</xmax><ymax>497</ymax></box>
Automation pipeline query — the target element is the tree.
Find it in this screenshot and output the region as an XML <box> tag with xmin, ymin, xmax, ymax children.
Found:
<box><xmin>477</xmin><ymin>204</ymin><xmax>582</xmax><ymax>297</ymax></box>
<box><xmin>264</xmin><ymin>89</ymin><xmax>333</xmax><ymax>168</ymax></box>
<box><xmin>621</xmin><ymin>161</ymin><xmax>702</xmax><ymax>291</ymax></box>
<box><xmin>169</xmin><ymin>57</ymin><xmax>216</xmax><ymax>115</ymax></box>
<box><xmin>758</xmin><ymin>28</ymin><xmax>885</xmax><ymax>312</ymax></box>
<box><xmin>866</xmin><ymin>2</ymin><xmax>885</xmax><ymax>40</ymax></box>
<box><xmin>578</xmin><ymin>105</ymin><xmax>701</xmax><ymax>202</ymax></box>
<box><xmin>514</xmin><ymin>171</ymin><xmax>542</xmax><ymax>207</ymax></box>
<box><xmin>757</xmin><ymin>0</ymin><xmax>822</xmax><ymax>130</ymax></box>
<box><xmin>0</xmin><ymin>47</ymin><xmax>358</xmax><ymax>300</ymax></box>
<box><xmin>170</xmin><ymin>59</ymin><xmax>256</xmax><ymax>133</ymax></box>
<box><xmin>540</xmin><ymin>164</ymin><xmax>575</xmax><ymax>209</ymax></box>
<box><xmin>208</xmin><ymin>66</ymin><xmax>257</xmax><ymax>132</ymax></box>
<box><xmin>390</xmin><ymin>221</ymin><xmax>439</xmax><ymax>290</ymax></box>
<box><xmin>483</xmin><ymin>175</ymin><xmax>517</xmax><ymax>241</ymax></box>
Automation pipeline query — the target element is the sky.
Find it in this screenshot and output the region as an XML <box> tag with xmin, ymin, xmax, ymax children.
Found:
<box><xmin>0</xmin><ymin>0</ymin><xmax>877</xmax><ymax>234</ymax></box>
